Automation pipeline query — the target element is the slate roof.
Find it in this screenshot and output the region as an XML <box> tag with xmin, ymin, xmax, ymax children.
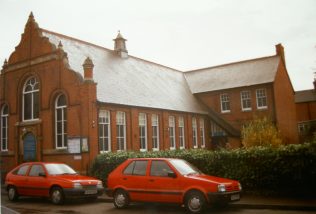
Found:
<box><xmin>295</xmin><ymin>89</ymin><xmax>316</xmax><ymax>103</ymax></box>
<box><xmin>184</xmin><ymin>56</ymin><xmax>280</xmax><ymax>93</ymax></box>
<box><xmin>41</xmin><ymin>29</ymin><xmax>209</xmax><ymax>114</ymax></box>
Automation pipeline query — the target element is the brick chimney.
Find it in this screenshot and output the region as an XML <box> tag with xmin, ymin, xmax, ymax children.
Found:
<box><xmin>82</xmin><ymin>57</ymin><xmax>94</xmax><ymax>81</ymax></box>
<box><xmin>275</xmin><ymin>43</ymin><xmax>286</xmax><ymax>67</ymax></box>
<box><xmin>313</xmin><ymin>72</ymin><xmax>316</xmax><ymax>91</ymax></box>
<box><xmin>113</xmin><ymin>31</ymin><xmax>128</xmax><ymax>58</ymax></box>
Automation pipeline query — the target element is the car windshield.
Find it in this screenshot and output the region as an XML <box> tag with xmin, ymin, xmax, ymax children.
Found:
<box><xmin>169</xmin><ymin>159</ymin><xmax>202</xmax><ymax>175</ymax></box>
<box><xmin>45</xmin><ymin>163</ymin><xmax>77</xmax><ymax>175</ymax></box>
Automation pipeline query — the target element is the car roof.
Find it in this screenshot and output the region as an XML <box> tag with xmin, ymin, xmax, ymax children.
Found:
<box><xmin>20</xmin><ymin>162</ymin><xmax>66</xmax><ymax>165</ymax></box>
<box><xmin>127</xmin><ymin>158</ymin><xmax>180</xmax><ymax>161</ymax></box>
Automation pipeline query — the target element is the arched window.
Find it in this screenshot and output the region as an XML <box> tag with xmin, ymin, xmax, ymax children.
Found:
<box><xmin>55</xmin><ymin>94</ymin><xmax>67</xmax><ymax>148</ymax></box>
<box><xmin>1</xmin><ymin>104</ymin><xmax>9</xmax><ymax>151</ymax></box>
<box><xmin>23</xmin><ymin>77</ymin><xmax>39</xmax><ymax>121</ymax></box>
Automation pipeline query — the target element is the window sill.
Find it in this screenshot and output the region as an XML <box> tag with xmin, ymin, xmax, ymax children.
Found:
<box><xmin>221</xmin><ymin>111</ymin><xmax>231</xmax><ymax>114</ymax></box>
<box><xmin>242</xmin><ymin>109</ymin><xmax>252</xmax><ymax>112</ymax></box>
<box><xmin>0</xmin><ymin>150</ymin><xmax>14</xmax><ymax>156</ymax></box>
<box><xmin>152</xmin><ymin>148</ymin><xmax>159</xmax><ymax>152</ymax></box>
<box><xmin>17</xmin><ymin>119</ymin><xmax>42</xmax><ymax>126</ymax></box>
<box><xmin>257</xmin><ymin>107</ymin><xmax>268</xmax><ymax>111</ymax></box>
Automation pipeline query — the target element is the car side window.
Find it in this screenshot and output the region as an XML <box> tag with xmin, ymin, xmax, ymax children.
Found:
<box><xmin>15</xmin><ymin>165</ymin><xmax>30</xmax><ymax>176</ymax></box>
<box><xmin>29</xmin><ymin>165</ymin><xmax>45</xmax><ymax>176</ymax></box>
<box><xmin>150</xmin><ymin>160</ymin><xmax>173</xmax><ymax>177</ymax></box>
<box><xmin>123</xmin><ymin>160</ymin><xmax>148</xmax><ymax>176</ymax></box>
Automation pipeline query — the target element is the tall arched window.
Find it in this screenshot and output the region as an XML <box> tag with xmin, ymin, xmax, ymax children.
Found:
<box><xmin>23</xmin><ymin>77</ymin><xmax>39</xmax><ymax>121</ymax></box>
<box><xmin>55</xmin><ymin>94</ymin><xmax>67</xmax><ymax>149</ymax></box>
<box><xmin>1</xmin><ymin>104</ymin><xmax>9</xmax><ymax>151</ymax></box>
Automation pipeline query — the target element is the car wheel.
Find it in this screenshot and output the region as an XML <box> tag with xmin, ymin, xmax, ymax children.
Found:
<box><xmin>50</xmin><ymin>187</ymin><xmax>64</xmax><ymax>205</ymax></box>
<box><xmin>8</xmin><ymin>186</ymin><xmax>19</xmax><ymax>201</ymax></box>
<box><xmin>185</xmin><ymin>191</ymin><xmax>206</xmax><ymax>213</ymax></box>
<box><xmin>113</xmin><ymin>189</ymin><xmax>129</xmax><ymax>209</ymax></box>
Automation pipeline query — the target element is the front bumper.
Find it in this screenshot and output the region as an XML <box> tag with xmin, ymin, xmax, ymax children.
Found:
<box><xmin>63</xmin><ymin>187</ymin><xmax>104</xmax><ymax>199</ymax></box>
<box><xmin>207</xmin><ymin>191</ymin><xmax>241</xmax><ymax>204</ymax></box>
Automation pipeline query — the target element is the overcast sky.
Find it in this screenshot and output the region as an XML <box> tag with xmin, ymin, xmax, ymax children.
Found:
<box><xmin>0</xmin><ymin>0</ymin><xmax>315</xmax><ymax>91</ymax></box>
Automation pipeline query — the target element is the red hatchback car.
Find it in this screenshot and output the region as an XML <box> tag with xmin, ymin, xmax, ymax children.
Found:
<box><xmin>106</xmin><ymin>158</ymin><xmax>242</xmax><ymax>213</ymax></box>
<box><xmin>5</xmin><ymin>162</ymin><xmax>104</xmax><ymax>204</ymax></box>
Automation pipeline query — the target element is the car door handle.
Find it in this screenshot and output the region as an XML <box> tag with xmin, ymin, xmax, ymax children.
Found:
<box><xmin>149</xmin><ymin>179</ymin><xmax>154</xmax><ymax>182</ymax></box>
<box><xmin>123</xmin><ymin>178</ymin><xmax>127</xmax><ymax>180</ymax></box>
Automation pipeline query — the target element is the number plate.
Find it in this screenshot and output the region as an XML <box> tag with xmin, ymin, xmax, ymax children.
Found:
<box><xmin>85</xmin><ymin>190</ymin><xmax>97</xmax><ymax>195</ymax></box>
<box><xmin>231</xmin><ymin>194</ymin><xmax>240</xmax><ymax>201</ymax></box>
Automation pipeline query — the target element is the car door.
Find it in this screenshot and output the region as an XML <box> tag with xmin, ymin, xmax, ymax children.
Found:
<box><xmin>26</xmin><ymin>164</ymin><xmax>50</xmax><ymax>196</ymax></box>
<box><xmin>120</xmin><ymin>160</ymin><xmax>149</xmax><ymax>202</ymax></box>
<box><xmin>146</xmin><ymin>160</ymin><xmax>182</xmax><ymax>203</ymax></box>
<box><xmin>12</xmin><ymin>164</ymin><xmax>31</xmax><ymax>196</ymax></box>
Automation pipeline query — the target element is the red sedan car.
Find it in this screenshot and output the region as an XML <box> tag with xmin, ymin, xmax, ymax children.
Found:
<box><xmin>5</xmin><ymin>162</ymin><xmax>104</xmax><ymax>204</ymax></box>
<box><xmin>106</xmin><ymin>158</ymin><xmax>242</xmax><ymax>213</ymax></box>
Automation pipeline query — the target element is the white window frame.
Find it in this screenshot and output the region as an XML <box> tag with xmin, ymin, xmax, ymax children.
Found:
<box><xmin>256</xmin><ymin>89</ymin><xmax>268</xmax><ymax>109</ymax></box>
<box><xmin>55</xmin><ymin>94</ymin><xmax>67</xmax><ymax>149</ymax></box>
<box><xmin>178</xmin><ymin>116</ymin><xmax>185</xmax><ymax>149</ymax></box>
<box><xmin>23</xmin><ymin>76</ymin><xmax>39</xmax><ymax>121</ymax></box>
<box><xmin>200</xmin><ymin>119</ymin><xmax>205</xmax><ymax>148</ymax></box>
<box><xmin>1</xmin><ymin>105</ymin><xmax>9</xmax><ymax>151</ymax></box>
<box><xmin>241</xmin><ymin>91</ymin><xmax>252</xmax><ymax>111</ymax></box>
<box><xmin>220</xmin><ymin>93</ymin><xmax>231</xmax><ymax>113</ymax></box>
<box><xmin>116</xmin><ymin>111</ymin><xmax>126</xmax><ymax>151</ymax></box>
<box><xmin>99</xmin><ymin>110</ymin><xmax>111</xmax><ymax>153</ymax></box>
<box><xmin>169</xmin><ymin>116</ymin><xmax>176</xmax><ymax>150</ymax></box>
<box><xmin>139</xmin><ymin>113</ymin><xmax>147</xmax><ymax>152</ymax></box>
<box><xmin>192</xmin><ymin>117</ymin><xmax>198</xmax><ymax>148</ymax></box>
<box><xmin>151</xmin><ymin>114</ymin><xmax>159</xmax><ymax>151</ymax></box>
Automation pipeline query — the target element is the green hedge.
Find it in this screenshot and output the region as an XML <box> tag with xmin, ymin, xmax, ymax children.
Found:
<box><xmin>89</xmin><ymin>141</ymin><xmax>316</xmax><ymax>195</ymax></box>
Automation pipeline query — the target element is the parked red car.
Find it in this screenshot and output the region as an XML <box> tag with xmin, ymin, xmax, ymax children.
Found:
<box><xmin>106</xmin><ymin>158</ymin><xmax>241</xmax><ymax>213</ymax></box>
<box><xmin>5</xmin><ymin>162</ymin><xmax>104</xmax><ymax>204</ymax></box>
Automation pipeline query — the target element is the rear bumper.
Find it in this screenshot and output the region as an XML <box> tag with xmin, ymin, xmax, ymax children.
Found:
<box><xmin>207</xmin><ymin>191</ymin><xmax>241</xmax><ymax>203</ymax></box>
<box><xmin>63</xmin><ymin>187</ymin><xmax>104</xmax><ymax>199</ymax></box>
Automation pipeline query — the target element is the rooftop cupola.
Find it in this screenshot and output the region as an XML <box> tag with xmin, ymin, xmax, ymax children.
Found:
<box><xmin>82</xmin><ymin>57</ymin><xmax>94</xmax><ymax>81</ymax></box>
<box><xmin>113</xmin><ymin>31</ymin><xmax>128</xmax><ymax>58</ymax></box>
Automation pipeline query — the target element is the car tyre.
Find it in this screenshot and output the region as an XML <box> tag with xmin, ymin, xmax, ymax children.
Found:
<box><xmin>8</xmin><ymin>186</ymin><xmax>19</xmax><ymax>201</ymax></box>
<box><xmin>113</xmin><ymin>189</ymin><xmax>129</xmax><ymax>209</ymax></box>
<box><xmin>50</xmin><ymin>187</ymin><xmax>65</xmax><ymax>205</ymax></box>
<box><xmin>185</xmin><ymin>191</ymin><xmax>206</xmax><ymax>214</ymax></box>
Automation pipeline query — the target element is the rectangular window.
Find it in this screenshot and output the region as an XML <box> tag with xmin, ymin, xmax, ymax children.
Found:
<box><xmin>256</xmin><ymin>89</ymin><xmax>267</xmax><ymax>109</ymax></box>
<box><xmin>210</xmin><ymin>121</ymin><xmax>227</xmax><ymax>137</ymax></box>
<box><xmin>116</xmin><ymin>111</ymin><xmax>126</xmax><ymax>151</ymax></box>
<box><xmin>192</xmin><ymin>117</ymin><xmax>198</xmax><ymax>148</ymax></box>
<box><xmin>152</xmin><ymin>114</ymin><xmax>159</xmax><ymax>151</ymax></box>
<box><xmin>139</xmin><ymin>113</ymin><xmax>147</xmax><ymax>152</ymax></box>
<box><xmin>1</xmin><ymin>114</ymin><xmax>8</xmax><ymax>151</ymax></box>
<box><xmin>200</xmin><ymin>119</ymin><xmax>205</xmax><ymax>148</ymax></box>
<box><xmin>169</xmin><ymin>116</ymin><xmax>175</xmax><ymax>150</ymax></box>
<box><xmin>241</xmin><ymin>91</ymin><xmax>252</xmax><ymax>111</ymax></box>
<box><xmin>178</xmin><ymin>116</ymin><xmax>185</xmax><ymax>149</ymax></box>
<box><xmin>220</xmin><ymin>93</ymin><xmax>230</xmax><ymax>113</ymax></box>
<box><xmin>99</xmin><ymin>110</ymin><xmax>111</xmax><ymax>153</ymax></box>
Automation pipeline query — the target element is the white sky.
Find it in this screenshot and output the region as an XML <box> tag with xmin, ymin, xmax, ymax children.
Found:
<box><xmin>0</xmin><ymin>0</ymin><xmax>315</xmax><ymax>91</ymax></box>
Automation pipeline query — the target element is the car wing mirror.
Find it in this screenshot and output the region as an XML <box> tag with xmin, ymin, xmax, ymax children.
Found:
<box><xmin>168</xmin><ymin>172</ymin><xmax>177</xmax><ymax>178</ymax></box>
<box><xmin>39</xmin><ymin>172</ymin><xmax>46</xmax><ymax>177</ymax></box>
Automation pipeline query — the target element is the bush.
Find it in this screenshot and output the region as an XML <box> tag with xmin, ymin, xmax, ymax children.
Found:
<box><xmin>242</xmin><ymin>117</ymin><xmax>282</xmax><ymax>148</ymax></box>
<box><xmin>90</xmin><ymin>141</ymin><xmax>316</xmax><ymax>195</ymax></box>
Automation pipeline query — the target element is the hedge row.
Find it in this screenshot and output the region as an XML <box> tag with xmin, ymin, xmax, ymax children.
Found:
<box><xmin>89</xmin><ymin>141</ymin><xmax>316</xmax><ymax>195</ymax></box>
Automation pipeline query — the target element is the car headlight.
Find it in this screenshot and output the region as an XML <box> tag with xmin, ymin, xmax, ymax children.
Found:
<box><xmin>218</xmin><ymin>184</ymin><xmax>226</xmax><ymax>192</ymax></box>
<box><xmin>97</xmin><ymin>181</ymin><xmax>103</xmax><ymax>188</ymax></box>
<box><xmin>238</xmin><ymin>183</ymin><xmax>242</xmax><ymax>191</ymax></box>
<box><xmin>73</xmin><ymin>182</ymin><xmax>82</xmax><ymax>189</ymax></box>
